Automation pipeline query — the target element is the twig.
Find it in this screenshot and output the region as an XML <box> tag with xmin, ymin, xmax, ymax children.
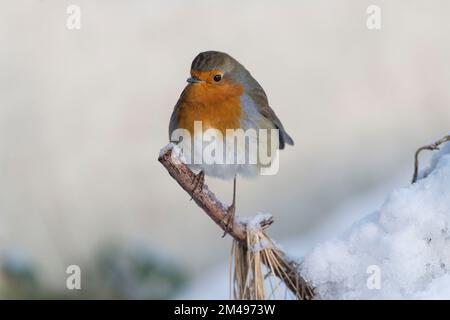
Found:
<box><xmin>158</xmin><ymin>145</ymin><xmax>314</xmax><ymax>300</ymax></box>
<box><xmin>412</xmin><ymin>135</ymin><xmax>450</xmax><ymax>184</ymax></box>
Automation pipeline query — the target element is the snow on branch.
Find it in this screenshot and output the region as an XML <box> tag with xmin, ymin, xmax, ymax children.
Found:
<box><xmin>158</xmin><ymin>144</ymin><xmax>314</xmax><ymax>300</ymax></box>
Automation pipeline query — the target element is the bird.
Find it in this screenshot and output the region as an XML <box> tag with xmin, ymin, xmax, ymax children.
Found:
<box><xmin>169</xmin><ymin>51</ymin><xmax>294</xmax><ymax>232</ymax></box>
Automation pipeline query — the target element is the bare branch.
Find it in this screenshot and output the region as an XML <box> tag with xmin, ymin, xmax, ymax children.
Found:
<box><xmin>158</xmin><ymin>145</ymin><xmax>314</xmax><ymax>300</ymax></box>
<box><xmin>412</xmin><ymin>135</ymin><xmax>450</xmax><ymax>184</ymax></box>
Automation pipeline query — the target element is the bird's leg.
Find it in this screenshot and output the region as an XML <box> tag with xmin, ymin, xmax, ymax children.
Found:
<box><xmin>412</xmin><ymin>135</ymin><xmax>450</xmax><ymax>184</ymax></box>
<box><xmin>190</xmin><ymin>170</ymin><xmax>205</xmax><ymax>199</ymax></box>
<box><xmin>222</xmin><ymin>176</ymin><xmax>237</xmax><ymax>237</ymax></box>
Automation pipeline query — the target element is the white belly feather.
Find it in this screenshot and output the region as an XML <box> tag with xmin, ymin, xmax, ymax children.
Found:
<box><xmin>176</xmin><ymin>94</ymin><xmax>279</xmax><ymax>180</ymax></box>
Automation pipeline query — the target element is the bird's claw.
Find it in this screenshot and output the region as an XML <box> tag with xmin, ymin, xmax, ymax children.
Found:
<box><xmin>190</xmin><ymin>171</ymin><xmax>205</xmax><ymax>200</ymax></box>
<box><xmin>221</xmin><ymin>204</ymin><xmax>235</xmax><ymax>238</ymax></box>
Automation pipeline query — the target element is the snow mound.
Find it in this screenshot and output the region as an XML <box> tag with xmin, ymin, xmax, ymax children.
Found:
<box><xmin>301</xmin><ymin>143</ymin><xmax>450</xmax><ymax>299</ymax></box>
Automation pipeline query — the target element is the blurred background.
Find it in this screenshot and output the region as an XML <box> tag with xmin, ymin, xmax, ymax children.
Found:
<box><xmin>1</xmin><ymin>0</ymin><xmax>449</xmax><ymax>298</ymax></box>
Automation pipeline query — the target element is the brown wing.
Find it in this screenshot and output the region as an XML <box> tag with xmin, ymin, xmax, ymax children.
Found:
<box><xmin>248</xmin><ymin>86</ymin><xmax>294</xmax><ymax>149</ymax></box>
<box><xmin>168</xmin><ymin>86</ymin><xmax>188</xmax><ymax>141</ymax></box>
<box><xmin>169</xmin><ymin>102</ymin><xmax>180</xmax><ymax>140</ymax></box>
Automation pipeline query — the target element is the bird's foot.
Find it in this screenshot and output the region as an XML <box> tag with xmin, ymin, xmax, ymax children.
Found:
<box><xmin>190</xmin><ymin>171</ymin><xmax>205</xmax><ymax>200</ymax></box>
<box><xmin>221</xmin><ymin>204</ymin><xmax>235</xmax><ymax>238</ymax></box>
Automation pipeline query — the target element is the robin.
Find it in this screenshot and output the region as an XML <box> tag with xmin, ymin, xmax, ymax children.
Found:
<box><xmin>169</xmin><ymin>51</ymin><xmax>294</xmax><ymax>231</ymax></box>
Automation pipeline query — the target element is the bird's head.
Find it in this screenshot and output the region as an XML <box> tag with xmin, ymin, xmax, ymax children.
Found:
<box><xmin>184</xmin><ymin>51</ymin><xmax>253</xmax><ymax>101</ymax></box>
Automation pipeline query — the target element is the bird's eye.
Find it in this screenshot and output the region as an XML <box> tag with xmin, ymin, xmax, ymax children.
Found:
<box><xmin>213</xmin><ymin>74</ymin><xmax>222</xmax><ymax>82</ymax></box>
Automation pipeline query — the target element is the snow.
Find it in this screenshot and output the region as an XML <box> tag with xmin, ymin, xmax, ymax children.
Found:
<box><xmin>159</xmin><ymin>143</ymin><xmax>176</xmax><ymax>157</ymax></box>
<box><xmin>238</xmin><ymin>212</ymin><xmax>273</xmax><ymax>230</ymax></box>
<box><xmin>159</xmin><ymin>143</ymin><xmax>189</xmax><ymax>166</ymax></box>
<box><xmin>301</xmin><ymin>142</ymin><xmax>450</xmax><ymax>299</ymax></box>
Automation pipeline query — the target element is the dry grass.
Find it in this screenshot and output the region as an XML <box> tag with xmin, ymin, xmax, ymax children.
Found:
<box><xmin>230</xmin><ymin>224</ymin><xmax>308</xmax><ymax>300</ymax></box>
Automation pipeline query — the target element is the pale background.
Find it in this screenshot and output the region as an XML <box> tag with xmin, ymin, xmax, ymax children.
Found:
<box><xmin>1</xmin><ymin>0</ymin><xmax>449</xmax><ymax>298</ymax></box>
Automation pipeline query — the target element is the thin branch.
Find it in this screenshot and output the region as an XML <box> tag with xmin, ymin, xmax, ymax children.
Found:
<box><xmin>158</xmin><ymin>144</ymin><xmax>314</xmax><ymax>300</ymax></box>
<box><xmin>412</xmin><ymin>135</ymin><xmax>450</xmax><ymax>184</ymax></box>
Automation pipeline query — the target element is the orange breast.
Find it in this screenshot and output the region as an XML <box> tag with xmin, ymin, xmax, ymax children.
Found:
<box><xmin>176</xmin><ymin>80</ymin><xmax>244</xmax><ymax>134</ymax></box>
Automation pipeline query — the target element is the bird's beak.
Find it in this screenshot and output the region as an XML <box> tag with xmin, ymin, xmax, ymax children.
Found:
<box><xmin>187</xmin><ymin>77</ymin><xmax>201</xmax><ymax>84</ymax></box>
